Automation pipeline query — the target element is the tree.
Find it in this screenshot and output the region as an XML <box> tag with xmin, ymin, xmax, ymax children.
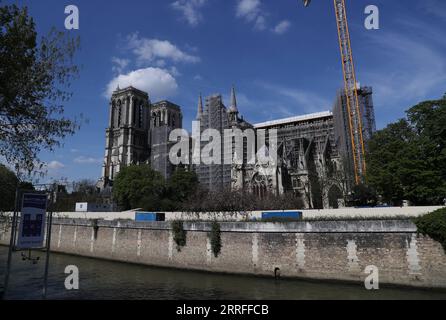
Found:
<box><xmin>73</xmin><ymin>179</ymin><xmax>97</xmax><ymax>195</ymax></box>
<box><xmin>414</xmin><ymin>208</ymin><xmax>446</xmax><ymax>253</ymax></box>
<box><xmin>0</xmin><ymin>164</ymin><xmax>18</xmax><ymax>211</ymax></box>
<box><xmin>0</xmin><ymin>4</ymin><xmax>80</xmax><ymax>174</ymax></box>
<box><xmin>112</xmin><ymin>165</ymin><xmax>165</xmax><ymax>211</ymax></box>
<box><xmin>19</xmin><ymin>181</ymin><xmax>34</xmax><ymax>191</ymax></box>
<box><xmin>167</xmin><ymin>167</ymin><xmax>199</xmax><ymax>205</ymax></box>
<box><xmin>367</xmin><ymin>94</ymin><xmax>446</xmax><ymax>205</ymax></box>
<box><xmin>366</xmin><ymin>119</ymin><xmax>412</xmax><ymax>205</ymax></box>
<box><xmin>52</xmin><ymin>179</ymin><xmax>107</xmax><ymax>212</ymax></box>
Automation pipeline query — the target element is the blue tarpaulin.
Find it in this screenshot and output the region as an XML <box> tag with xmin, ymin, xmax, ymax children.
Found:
<box><xmin>135</xmin><ymin>212</ymin><xmax>165</xmax><ymax>222</ymax></box>
<box><xmin>261</xmin><ymin>211</ymin><xmax>302</xmax><ymax>220</ymax></box>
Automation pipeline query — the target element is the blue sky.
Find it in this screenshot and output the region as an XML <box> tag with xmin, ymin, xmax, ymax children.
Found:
<box><xmin>5</xmin><ymin>0</ymin><xmax>446</xmax><ymax>183</ymax></box>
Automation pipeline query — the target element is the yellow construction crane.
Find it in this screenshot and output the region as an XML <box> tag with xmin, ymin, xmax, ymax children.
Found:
<box><xmin>300</xmin><ymin>0</ymin><xmax>366</xmax><ymax>185</ymax></box>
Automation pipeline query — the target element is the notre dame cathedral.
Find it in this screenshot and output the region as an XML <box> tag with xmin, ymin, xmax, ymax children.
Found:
<box><xmin>97</xmin><ymin>86</ymin><xmax>182</xmax><ymax>190</ymax></box>
<box><xmin>98</xmin><ymin>84</ymin><xmax>375</xmax><ymax>209</ymax></box>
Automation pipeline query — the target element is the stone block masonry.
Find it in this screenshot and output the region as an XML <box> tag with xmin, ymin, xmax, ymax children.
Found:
<box><xmin>2</xmin><ymin>206</ymin><xmax>444</xmax><ymax>221</ymax></box>
<box><xmin>1</xmin><ymin>219</ymin><xmax>445</xmax><ymax>289</ymax></box>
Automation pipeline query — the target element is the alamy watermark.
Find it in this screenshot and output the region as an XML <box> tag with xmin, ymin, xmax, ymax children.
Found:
<box><xmin>64</xmin><ymin>5</ymin><xmax>79</xmax><ymax>30</ymax></box>
<box><xmin>364</xmin><ymin>5</ymin><xmax>380</xmax><ymax>30</ymax></box>
<box><xmin>63</xmin><ymin>4</ymin><xmax>380</xmax><ymax>32</ymax></box>
<box><xmin>64</xmin><ymin>265</ymin><xmax>79</xmax><ymax>290</ymax></box>
<box><xmin>168</xmin><ymin>121</ymin><xmax>278</xmax><ymax>170</ymax></box>
<box><xmin>364</xmin><ymin>265</ymin><xmax>379</xmax><ymax>290</ymax></box>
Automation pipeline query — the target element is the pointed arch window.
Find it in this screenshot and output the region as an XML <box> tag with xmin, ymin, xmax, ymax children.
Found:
<box><xmin>111</xmin><ymin>103</ymin><xmax>116</xmax><ymax>128</ymax></box>
<box><xmin>139</xmin><ymin>104</ymin><xmax>143</xmax><ymax>128</ymax></box>
<box><xmin>117</xmin><ymin>101</ymin><xmax>122</xmax><ymax>127</ymax></box>
<box><xmin>152</xmin><ymin>113</ymin><xmax>157</xmax><ymax>127</ymax></box>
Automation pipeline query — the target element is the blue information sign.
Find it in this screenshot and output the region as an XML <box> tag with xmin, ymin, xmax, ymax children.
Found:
<box><xmin>16</xmin><ymin>193</ymin><xmax>48</xmax><ymax>249</ymax></box>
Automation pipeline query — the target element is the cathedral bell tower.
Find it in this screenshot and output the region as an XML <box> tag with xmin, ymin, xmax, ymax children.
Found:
<box><xmin>149</xmin><ymin>100</ymin><xmax>183</xmax><ymax>179</ymax></box>
<box><xmin>99</xmin><ymin>86</ymin><xmax>151</xmax><ymax>189</ymax></box>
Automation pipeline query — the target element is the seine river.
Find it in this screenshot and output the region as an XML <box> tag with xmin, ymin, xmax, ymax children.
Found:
<box><xmin>1</xmin><ymin>246</ymin><xmax>446</xmax><ymax>300</ymax></box>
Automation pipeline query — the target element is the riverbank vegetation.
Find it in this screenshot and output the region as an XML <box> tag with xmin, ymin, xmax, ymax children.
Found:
<box><xmin>0</xmin><ymin>165</ymin><xmax>35</xmax><ymax>211</ymax></box>
<box><xmin>209</xmin><ymin>221</ymin><xmax>222</xmax><ymax>258</ymax></box>
<box><xmin>112</xmin><ymin>165</ymin><xmax>304</xmax><ymax>212</ymax></box>
<box><xmin>172</xmin><ymin>220</ymin><xmax>187</xmax><ymax>251</ymax></box>
<box><xmin>367</xmin><ymin>94</ymin><xmax>446</xmax><ymax>206</ymax></box>
<box><xmin>414</xmin><ymin>208</ymin><xmax>446</xmax><ymax>253</ymax></box>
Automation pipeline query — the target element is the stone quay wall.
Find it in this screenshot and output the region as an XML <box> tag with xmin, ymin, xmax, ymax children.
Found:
<box><xmin>2</xmin><ymin>206</ymin><xmax>443</xmax><ymax>221</ymax></box>
<box><xmin>1</xmin><ymin>218</ymin><xmax>445</xmax><ymax>289</ymax></box>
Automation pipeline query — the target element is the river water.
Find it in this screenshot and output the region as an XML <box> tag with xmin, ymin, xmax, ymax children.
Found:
<box><xmin>1</xmin><ymin>246</ymin><xmax>445</xmax><ymax>300</ymax></box>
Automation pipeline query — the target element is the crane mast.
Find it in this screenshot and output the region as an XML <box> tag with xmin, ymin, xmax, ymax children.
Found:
<box><xmin>302</xmin><ymin>0</ymin><xmax>367</xmax><ymax>184</ymax></box>
<box><xmin>333</xmin><ymin>0</ymin><xmax>366</xmax><ymax>184</ymax></box>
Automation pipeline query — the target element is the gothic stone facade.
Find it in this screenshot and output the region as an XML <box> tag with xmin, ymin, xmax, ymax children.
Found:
<box><xmin>248</xmin><ymin>112</ymin><xmax>345</xmax><ymax>209</ymax></box>
<box><xmin>98</xmin><ymin>86</ymin><xmax>182</xmax><ymax>189</ymax></box>
<box><xmin>150</xmin><ymin>100</ymin><xmax>183</xmax><ymax>179</ymax></box>
<box><xmin>195</xmin><ymin>86</ymin><xmax>375</xmax><ymax>209</ymax></box>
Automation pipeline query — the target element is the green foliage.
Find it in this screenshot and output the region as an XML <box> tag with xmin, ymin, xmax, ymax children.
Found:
<box><xmin>112</xmin><ymin>165</ymin><xmax>165</xmax><ymax>211</ymax></box>
<box><xmin>0</xmin><ymin>4</ymin><xmax>81</xmax><ymax>174</ymax></box>
<box><xmin>112</xmin><ymin>166</ymin><xmax>199</xmax><ymax>211</ymax></box>
<box><xmin>167</xmin><ymin>167</ymin><xmax>199</xmax><ymax>204</ymax></box>
<box><xmin>0</xmin><ymin>165</ymin><xmax>18</xmax><ymax>211</ymax></box>
<box><xmin>209</xmin><ymin>221</ymin><xmax>222</xmax><ymax>258</ymax></box>
<box><xmin>367</xmin><ymin>94</ymin><xmax>446</xmax><ymax>205</ymax></box>
<box><xmin>19</xmin><ymin>181</ymin><xmax>34</xmax><ymax>191</ymax></box>
<box><xmin>351</xmin><ymin>183</ymin><xmax>377</xmax><ymax>207</ymax></box>
<box><xmin>0</xmin><ymin>165</ymin><xmax>35</xmax><ymax>212</ymax></box>
<box><xmin>52</xmin><ymin>179</ymin><xmax>103</xmax><ymax>212</ymax></box>
<box><xmin>414</xmin><ymin>208</ymin><xmax>446</xmax><ymax>253</ymax></box>
<box><xmin>171</xmin><ymin>220</ymin><xmax>187</xmax><ymax>251</ymax></box>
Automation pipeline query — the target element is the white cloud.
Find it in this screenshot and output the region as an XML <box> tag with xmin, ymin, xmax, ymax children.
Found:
<box><xmin>74</xmin><ymin>156</ymin><xmax>103</xmax><ymax>164</ymax></box>
<box><xmin>273</xmin><ymin>20</ymin><xmax>291</xmax><ymax>35</ymax></box>
<box><xmin>46</xmin><ymin>161</ymin><xmax>65</xmax><ymax>170</ymax></box>
<box><xmin>126</xmin><ymin>33</ymin><xmax>200</xmax><ymax>64</ymax></box>
<box><xmin>171</xmin><ymin>0</ymin><xmax>208</xmax><ymax>26</ymax></box>
<box><xmin>111</xmin><ymin>57</ymin><xmax>130</xmax><ymax>74</ymax></box>
<box><xmin>105</xmin><ymin>67</ymin><xmax>178</xmax><ymax>100</ymax></box>
<box><xmin>236</xmin><ymin>0</ymin><xmax>267</xmax><ymax>30</ymax></box>
<box><xmin>169</xmin><ymin>66</ymin><xmax>181</xmax><ymax>77</ymax></box>
<box><xmin>236</xmin><ymin>0</ymin><xmax>261</xmax><ymax>19</ymax></box>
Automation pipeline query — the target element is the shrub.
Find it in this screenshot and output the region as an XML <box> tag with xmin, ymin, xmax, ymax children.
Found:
<box><xmin>171</xmin><ymin>220</ymin><xmax>187</xmax><ymax>251</ymax></box>
<box><xmin>413</xmin><ymin>208</ymin><xmax>446</xmax><ymax>253</ymax></box>
<box><xmin>209</xmin><ymin>221</ymin><xmax>222</xmax><ymax>258</ymax></box>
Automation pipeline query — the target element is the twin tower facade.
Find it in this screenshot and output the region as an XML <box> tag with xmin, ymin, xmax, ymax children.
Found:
<box><xmin>97</xmin><ymin>86</ymin><xmax>182</xmax><ymax>190</ymax></box>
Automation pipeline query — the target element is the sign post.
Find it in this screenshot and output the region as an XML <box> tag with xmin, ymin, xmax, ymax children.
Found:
<box><xmin>2</xmin><ymin>190</ymin><xmax>51</xmax><ymax>299</ymax></box>
<box><xmin>2</xmin><ymin>188</ymin><xmax>20</xmax><ymax>299</ymax></box>
<box><xmin>42</xmin><ymin>192</ymin><xmax>54</xmax><ymax>299</ymax></box>
<box><xmin>16</xmin><ymin>193</ymin><xmax>48</xmax><ymax>249</ymax></box>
